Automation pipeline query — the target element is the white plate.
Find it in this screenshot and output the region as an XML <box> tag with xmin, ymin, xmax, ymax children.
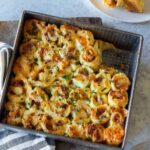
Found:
<box><xmin>90</xmin><ymin>0</ymin><xmax>150</xmax><ymax>23</ymax></box>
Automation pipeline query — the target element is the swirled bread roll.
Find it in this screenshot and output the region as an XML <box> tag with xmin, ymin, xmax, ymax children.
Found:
<box><xmin>65</xmin><ymin>46</ymin><xmax>79</xmax><ymax>61</ymax></box>
<box><xmin>91</xmin><ymin>104</ymin><xmax>110</xmax><ymax>124</ymax></box>
<box><xmin>28</xmin><ymin>68</ymin><xmax>55</xmax><ymax>88</ymax></box>
<box><xmin>40</xmin><ymin>100</ymin><xmax>58</xmax><ymax>118</ymax></box>
<box><xmin>51</xmin><ymin>83</ymin><xmax>70</xmax><ymax>99</ymax></box>
<box><xmin>50</xmin><ymin>117</ymin><xmax>70</xmax><ymax>135</ymax></box>
<box><xmin>91</xmin><ymin>69</ymin><xmax>111</xmax><ymax>94</ymax></box>
<box><xmin>58</xmin><ymin>58</ymin><xmax>70</xmax><ymax>70</ymax></box>
<box><xmin>90</xmin><ymin>40</ymin><xmax>116</xmax><ymax>67</ymax></box>
<box><xmin>109</xmin><ymin>107</ymin><xmax>128</xmax><ymax>127</ymax></box>
<box><xmin>13</xmin><ymin>55</ymin><xmax>33</xmax><ymax>77</ymax></box>
<box><xmin>66</xmin><ymin>123</ymin><xmax>87</xmax><ymax>139</ymax></box>
<box><xmin>72</xmin><ymin>100</ymin><xmax>91</xmax><ymax>124</ymax></box>
<box><xmin>5</xmin><ymin>102</ymin><xmax>25</xmax><ymax>125</ymax></box>
<box><xmin>22</xmin><ymin>108</ymin><xmax>43</xmax><ymax>130</ymax></box>
<box><xmin>60</xmin><ymin>24</ymin><xmax>78</xmax><ymax>37</ymax></box>
<box><xmin>111</xmin><ymin>107</ymin><xmax>128</xmax><ymax>117</ymax></box>
<box><xmin>37</xmin><ymin>42</ymin><xmax>58</xmax><ymax>62</ymax></box>
<box><xmin>19</xmin><ymin>39</ymin><xmax>38</xmax><ymax>55</ymax></box>
<box><xmin>79</xmin><ymin>46</ymin><xmax>101</xmax><ymax>71</ymax></box>
<box><xmin>7</xmin><ymin>94</ymin><xmax>25</xmax><ymax>104</ymax></box>
<box><xmin>29</xmin><ymin>87</ymin><xmax>48</xmax><ymax>102</ymax></box>
<box><xmin>90</xmin><ymin>93</ymin><xmax>108</xmax><ymax>108</ymax></box>
<box><xmin>75</xmin><ymin>30</ymin><xmax>94</xmax><ymax>51</ymax></box>
<box><xmin>24</xmin><ymin>19</ymin><xmax>45</xmax><ymax>40</ymax></box>
<box><xmin>99</xmin><ymin>65</ymin><xmax>118</xmax><ymax>77</ymax></box>
<box><xmin>108</xmin><ymin>90</ymin><xmax>128</xmax><ymax>107</ymax></box>
<box><xmin>8</xmin><ymin>76</ymin><xmax>25</xmax><ymax>96</ymax></box>
<box><xmin>41</xmin><ymin>24</ymin><xmax>60</xmax><ymax>43</ymax></box>
<box><xmin>110</xmin><ymin>111</ymin><xmax>125</xmax><ymax>126</ymax></box>
<box><xmin>40</xmin><ymin>115</ymin><xmax>53</xmax><ymax>133</ymax></box>
<box><xmin>111</xmin><ymin>73</ymin><xmax>130</xmax><ymax>91</ymax></box>
<box><xmin>69</xmin><ymin>88</ymin><xmax>91</xmax><ymax>101</ymax></box>
<box><xmin>41</xmin><ymin>115</ymin><xmax>70</xmax><ymax>135</ymax></box>
<box><xmin>47</xmin><ymin>99</ymin><xmax>72</xmax><ymax>117</ymax></box>
<box><xmin>110</xmin><ymin>107</ymin><xmax>128</xmax><ymax>126</ymax></box>
<box><xmin>25</xmin><ymin>87</ymin><xmax>49</xmax><ymax>110</ymax></box>
<box><xmin>86</xmin><ymin>123</ymin><xmax>105</xmax><ymax>142</ymax></box>
<box><xmin>13</xmin><ymin>52</ymin><xmax>44</xmax><ymax>79</ymax></box>
<box><xmin>73</xmin><ymin>66</ymin><xmax>94</xmax><ymax>88</ymax></box>
<box><xmin>104</xmin><ymin>125</ymin><xmax>125</xmax><ymax>145</ymax></box>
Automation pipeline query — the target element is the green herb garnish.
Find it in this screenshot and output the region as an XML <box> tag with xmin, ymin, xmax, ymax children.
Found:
<box><xmin>62</xmin><ymin>75</ymin><xmax>70</xmax><ymax>80</ymax></box>
<box><xmin>34</xmin><ymin>58</ymin><xmax>38</xmax><ymax>66</ymax></box>
<box><xmin>26</xmin><ymin>102</ymin><xmax>31</xmax><ymax>109</ymax></box>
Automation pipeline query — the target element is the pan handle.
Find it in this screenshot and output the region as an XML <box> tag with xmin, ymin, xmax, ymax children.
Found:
<box><xmin>66</xmin><ymin>17</ymin><xmax>102</xmax><ymax>30</ymax></box>
<box><xmin>0</xmin><ymin>42</ymin><xmax>13</xmax><ymax>94</ymax></box>
<box><xmin>69</xmin><ymin>17</ymin><xmax>102</xmax><ymax>26</ymax></box>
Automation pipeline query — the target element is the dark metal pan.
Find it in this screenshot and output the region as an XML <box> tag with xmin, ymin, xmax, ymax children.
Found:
<box><xmin>0</xmin><ymin>10</ymin><xmax>143</xmax><ymax>150</ymax></box>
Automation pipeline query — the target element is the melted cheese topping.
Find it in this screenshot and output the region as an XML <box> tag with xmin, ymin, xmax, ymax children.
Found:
<box><xmin>4</xmin><ymin>19</ymin><xmax>130</xmax><ymax>146</ymax></box>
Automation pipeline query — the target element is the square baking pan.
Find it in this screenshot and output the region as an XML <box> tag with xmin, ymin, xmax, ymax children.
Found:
<box><xmin>0</xmin><ymin>10</ymin><xmax>143</xmax><ymax>150</ymax></box>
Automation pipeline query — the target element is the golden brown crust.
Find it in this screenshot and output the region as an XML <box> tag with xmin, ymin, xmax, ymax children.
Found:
<box><xmin>103</xmin><ymin>0</ymin><xmax>124</xmax><ymax>8</ymax></box>
<box><xmin>111</xmin><ymin>73</ymin><xmax>130</xmax><ymax>91</ymax></box>
<box><xmin>80</xmin><ymin>46</ymin><xmax>101</xmax><ymax>71</ymax></box>
<box><xmin>108</xmin><ymin>90</ymin><xmax>128</xmax><ymax>107</ymax></box>
<box><xmin>66</xmin><ymin>124</ymin><xmax>87</xmax><ymax>139</ymax></box>
<box><xmin>103</xmin><ymin>0</ymin><xmax>144</xmax><ymax>13</ymax></box>
<box><xmin>124</xmin><ymin>0</ymin><xmax>144</xmax><ymax>13</ymax></box>
<box><xmin>86</xmin><ymin>123</ymin><xmax>105</xmax><ymax>142</ymax></box>
<box><xmin>91</xmin><ymin>105</ymin><xmax>110</xmax><ymax>124</ymax></box>
<box><xmin>104</xmin><ymin>125</ymin><xmax>125</xmax><ymax>145</ymax></box>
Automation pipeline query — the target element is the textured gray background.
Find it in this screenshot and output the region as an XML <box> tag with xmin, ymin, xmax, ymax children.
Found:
<box><xmin>0</xmin><ymin>0</ymin><xmax>150</xmax><ymax>150</ymax></box>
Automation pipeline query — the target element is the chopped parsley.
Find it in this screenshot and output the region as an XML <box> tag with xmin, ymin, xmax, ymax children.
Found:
<box><xmin>62</xmin><ymin>75</ymin><xmax>70</xmax><ymax>80</ymax></box>
<box><xmin>34</xmin><ymin>58</ymin><xmax>38</xmax><ymax>66</ymax></box>
<box><xmin>68</xmin><ymin>114</ymin><xmax>73</xmax><ymax>120</ymax></box>
<box><xmin>102</xmin><ymin>88</ymin><xmax>107</xmax><ymax>92</ymax></box>
<box><xmin>26</xmin><ymin>102</ymin><xmax>31</xmax><ymax>109</ymax></box>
